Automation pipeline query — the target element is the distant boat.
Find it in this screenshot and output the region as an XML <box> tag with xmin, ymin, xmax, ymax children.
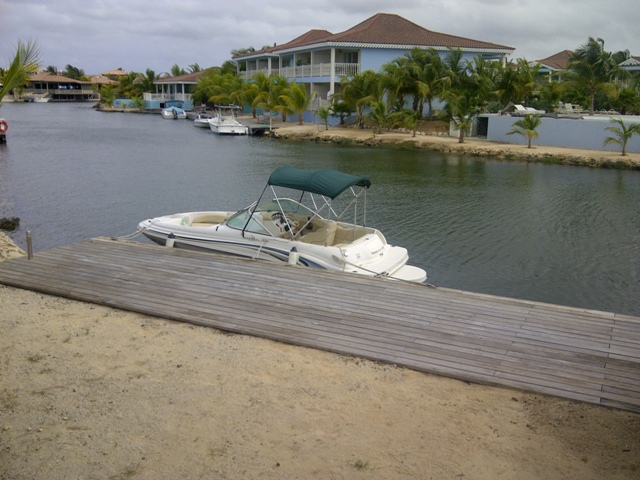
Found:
<box><xmin>208</xmin><ymin>105</ymin><xmax>248</xmax><ymax>135</ymax></box>
<box><xmin>161</xmin><ymin>106</ymin><xmax>187</xmax><ymax>120</ymax></box>
<box><xmin>24</xmin><ymin>93</ymin><xmax>50</xmax><ymax>103</ymax></box>
<box><xmin>193</xmin><ymin>113</ymin><xmax>212</xmax><ymax>128</ymax></box>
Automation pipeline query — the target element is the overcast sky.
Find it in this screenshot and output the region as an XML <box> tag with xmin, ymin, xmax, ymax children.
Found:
<box><xmin>1</xmin><ymin>0</ymin><xmax>638</xmax><ymax>75</ymax></box>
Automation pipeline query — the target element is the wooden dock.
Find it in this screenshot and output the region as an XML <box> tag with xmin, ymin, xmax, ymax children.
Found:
<box><xmin>1</xmin><ymin>237</ymin><xmax>639</xmax><ymax>412</ymax></box>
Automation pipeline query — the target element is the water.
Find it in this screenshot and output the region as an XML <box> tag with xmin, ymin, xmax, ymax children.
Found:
<box><xmin>1</xmin><ymin>102</ymin><xmax>639</xmax><ymax>316</ymax></box>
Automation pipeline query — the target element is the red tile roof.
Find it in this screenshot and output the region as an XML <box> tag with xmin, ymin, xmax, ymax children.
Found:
<box><xmin>29</xmin><ymin>72</ymin><xmax>91</xmax><ymax>84</ymax></box>
<box><xmin>535</xmin><ymin>50</ymin><xmax>574</xmax><ymax>70</ymax></box>
<box><xmin>329</xmin><ymin>13</ymin><xmax>512</xmax><ymax>50</ymax></box>
<box><xmin>234</xmin><ymin>13</ymin><xmax>514</xmax><ymax>58</ymax></box>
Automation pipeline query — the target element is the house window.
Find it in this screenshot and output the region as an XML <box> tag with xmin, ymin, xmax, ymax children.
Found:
<box><xmin>345</xmin><ymin>52</ymin><xmax>359</xmax><ymax>64</ymax></box>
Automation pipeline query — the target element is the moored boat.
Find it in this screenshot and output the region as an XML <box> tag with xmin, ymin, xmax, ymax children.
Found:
<box><xmin>193</xmin><ymin>113</ymin><xmax>212</xmax><ymax>127</ymax></box>
<box><xmin>138</xmin><ymin>166</ymin><xmax>427</xmax><ymax>283</ymax></box>
<box><xmin>208</xmin><ymin>105</ymin><xmax>248</xmax><ymax>135</ymax></box>
<box><xmin>161</xmin><ymin>106</ymin><xmax>187</xmax><ymax>119</ymax></box>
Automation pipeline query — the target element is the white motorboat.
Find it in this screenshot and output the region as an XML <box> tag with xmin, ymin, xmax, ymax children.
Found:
<box><xmin>193</xmin><ymin>113</ymin><xmax>212</xmax><ymax>128</ymax></box>
<box><xmin>208</xmin><ymin>105</ymin><xmax>248</xmax><ymax>135</ymax></box>
<box><xmin>138</xmin><ymin>166</ymin><xmax>427</xmax><ymax>283</ymax></box>
<box><xmin>161</xmin><ymin>106</ymin><xmax>187</xmax><ymax>119</ymax></box>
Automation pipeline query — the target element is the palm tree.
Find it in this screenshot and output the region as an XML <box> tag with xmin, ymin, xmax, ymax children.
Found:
<box><xmin>420</xmin><ymin>49</ymin><xmax>446</xmax><ymax>120</ymax></box>
<box><xmin>169</xmin><ymin>64</ymin><xmax>186</xmax><ymax>77</ymax></box>
<box><xmin>565</xmin><ymin>38</ymin><xmax>623</xmax><ymax>115</ymax></box>
<box><xmin>280</xmin><ymin>82</ymin><xmax>310</xmax><ymax>125</ymax></box>
<box><xmin>329</xmin><ymin>101</ymin><xmax>352</xmax><ymax>125</ymax></box>
<box><xmin>441</xmin><ymin>90</ymin><xmax>483</xmax><ymax>144</ymax></box>
<box><xmin>338</xmin><ymin>70</ymin><xmax>380</xmax><ymax>128</ymax></box>
<box><xmin>0</xmin><ymin>40</ymin><xmax>40</xmax><ymax>104</ymax></box>
<box><xmin>507</xmin><ymin>114</ymin><xmax>542</xmax><ymax>148</ymax></box>
<box><xmin>604</xmin><ymin>118</ymin><xmax>640</xmax><ymax>156</ymax></box>
<box><xmin>262</xmin><ymin>74</ymin><xmax>290</xmax><ymax>121</ymax></box>
<box><xmin>316</xmin><ymin>106</ymin><xmax>330</xmax><ymax>130</ymax></box>
<box><xmin>63</xmin><ymin>64</ymin><xmax>85</xmax><ymax>80</ymax></box>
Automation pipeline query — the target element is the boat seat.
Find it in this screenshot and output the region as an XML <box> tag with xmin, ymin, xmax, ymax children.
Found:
<box><xmin>299</xmin><ymin>220</ymin><xmax>337</xmax><ymax>246</ymax></box>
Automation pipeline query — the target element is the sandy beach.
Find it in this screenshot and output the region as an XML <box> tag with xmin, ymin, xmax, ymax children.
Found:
<box><xmin>1</xmin><ymin>228</ymin><xmax>639</xmax><ymax>480</ymax></box>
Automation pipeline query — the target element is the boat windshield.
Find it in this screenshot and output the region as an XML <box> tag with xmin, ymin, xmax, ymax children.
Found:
<box><xmin>226</xmin><ymin>208</ymin><xmax>269</xmax><ymax>235</ymax></box>
<box><xmin>225</xmin><ymin>199</ymin><xmax>322</xmax><ymax>238</ymax></box>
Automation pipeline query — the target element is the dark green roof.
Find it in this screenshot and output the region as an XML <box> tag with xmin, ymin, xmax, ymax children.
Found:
<box><xmin>268</xmin><ymin>166</ymin><xmax>371</xmax><ymax>199</ymax></box>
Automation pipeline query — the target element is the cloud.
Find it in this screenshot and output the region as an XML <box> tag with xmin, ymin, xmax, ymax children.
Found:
<box><xmin>1</xmin><ymin>0</ymin><xmax>638</xmax><ymax>74</ymax></box>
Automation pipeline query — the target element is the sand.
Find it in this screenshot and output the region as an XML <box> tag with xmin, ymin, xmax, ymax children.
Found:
<box><xmin>1</xmin><ymin>229</ymin><xmax>639</xmax><ymax>479</ymax></box>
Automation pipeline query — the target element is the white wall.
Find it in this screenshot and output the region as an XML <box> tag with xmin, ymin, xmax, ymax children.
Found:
<box><xmin>486</xmin><ymin>115</ymin><xmax>640</xmax><ymax>153</ymax></box>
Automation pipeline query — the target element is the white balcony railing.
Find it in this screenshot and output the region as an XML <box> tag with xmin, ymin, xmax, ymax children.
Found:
<box><xmin>143</xmin><ymin>92</ymin><xmax>192</xmax><ymax>102</ymax></box>
<box><xmin>241</xmin><ymin>63</ymin><xmax>360</xmax><ymax>81</ymax></box>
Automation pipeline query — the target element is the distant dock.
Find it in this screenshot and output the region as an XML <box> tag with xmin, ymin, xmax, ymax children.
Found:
<box><xmin>0</xmin><ymin>237</ymin><xmax>638</xmax><ymax>412</ymax></box>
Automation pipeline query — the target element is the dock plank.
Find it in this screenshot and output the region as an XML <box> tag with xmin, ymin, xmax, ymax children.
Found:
<box><xmin>0</xmin><ymin>237</ymin><xmax>639</xmax><ymax>412</ymax></box>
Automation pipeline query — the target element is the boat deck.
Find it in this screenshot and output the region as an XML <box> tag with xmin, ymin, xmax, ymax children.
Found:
<box><xmin>1</xmin><ymin>237</ymin><xmax>639</xmax><ymax>412</ymax></box>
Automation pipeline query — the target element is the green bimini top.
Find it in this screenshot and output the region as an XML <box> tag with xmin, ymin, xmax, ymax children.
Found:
<box><xmin>268</xmin><ymin>166</ymin><xmax>371</xmax><ymax>200</ymax></box>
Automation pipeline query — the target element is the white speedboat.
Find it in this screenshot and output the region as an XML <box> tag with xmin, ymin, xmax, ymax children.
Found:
<box><xmin>161</xmin><ymin>106</ymin><xmax>187</xmax><ymax>119</ymax></box>
<box><xmin>193</xmin><ymin>113</ymin><xmax>212</xmax><ymax>128</ymax></box>
<box><xmin>208</xmin><ymin>105</ymin><xmax>248</xmax><ymax>135</ymax></box>
<box><xmin>138</xmin><ymin>166</ymin><xmax>427</xmax><ymax>283</ymax></box>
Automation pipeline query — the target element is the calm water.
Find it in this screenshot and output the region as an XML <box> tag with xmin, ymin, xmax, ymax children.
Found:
<box><xmin>1</xmin><ymin>102</ymin><xmax>639</xmax><ymax>316</ymax></box>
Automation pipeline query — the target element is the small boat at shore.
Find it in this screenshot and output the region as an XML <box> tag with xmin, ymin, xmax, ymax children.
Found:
<box><xmin>208</xmin><ymin>105</ymin><xmax>248</xmax><ymax>135</ymax></box>
<box><xmin>193</xmin><ymin>113</ymin><xmax>213</xmax><ymax>128</ymax></box>
<box><xmin>138</xmin><ymin>166</ymin><xmax>427</xmax><ymax>283</ymax></box>
<box><xmin>161</xmin><ymin>106</ymin><xmax>187</xmax><ymax>120</ymax></box>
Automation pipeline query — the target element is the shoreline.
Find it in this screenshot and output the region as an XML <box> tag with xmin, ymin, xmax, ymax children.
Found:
<box><xmin>263</xmin><ymin>120</ymin><xmax>640</xmax><ymax>170</ymax></box>
<box><xmin>1</xmin><ymin>231</ymin><xmax>639</xmax><ymax>479</ymax></box>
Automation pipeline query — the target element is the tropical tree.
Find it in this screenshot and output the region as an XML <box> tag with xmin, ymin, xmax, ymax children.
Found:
<box><xmin>368</xmin><ymin>94</ymin><xmax>391</xmax><ymax>133</ymax></box>
<box><xmin>440</xmin><ymin>90</ymin><xmax>483</xmax><ymax>143</ymax></box>
<box><xmin>63</xmin><ymin>64</ymin><xmax>85</xmax><ymax>80</ymax></box>
<box><xmin>440</xmin><ymin>48</ymin><xmax>467</xmax><ymax>92</ymax></box>
<box><xmin>603</xmin><ymin>118</ymin><xmax>640</xmax><ymax>156</ymax></box>
<box><xmin>316</xmin><ymin>106</ymin><xmax>330</xmax><ymax>130</ymax></box>
<box><xmin>397</xmin><ymin>109</ymin><xmax>420</xmax><ymax>137</ymax></box>
<box><xmin>0</xmin><ymin>40</ymin><xmax>40</xmax><ymax>104</ymax></box>
<box><xmin>329</xmin><ymin>101</ymin><xmax>352</xmax><ymax>125</ymax></box>
<box><xmin>45</xmin><ymin>65</ymin><xmax>58</xmax><ymax>74</ymax></box>
<box><xmin>564</xmin><ymin>37</ymin><xmax>624</xmax><ymax>115</ymax></box>
<box><xmin>244</xmin><ymin>71</ymin><xmax>272</xmax><ymax>117</ymax></box>
<box><xmin>338</xmin><ymin>70</ymin><xmax>380</xmax><ymax>128</ymax></box>
<box><xmin>420</xmin><ymin>49</ymin><xmax>446</xmax><ymax>120</ymax></box>
<box><xmin>380</xmin><ymin>50</ymin><xmax>422</xmax><ymax>113</ymax></box>
<box><xmin>231</xmin><ymin>47</ymin><xmax>256</xmax><ymax>57</ymax></box>
<box><xmin>169</xmin><ymin>64</ymin><xmax>186</xmax><ymax>77</ymax></box>
<box><xmin>255</xmin><ymin>74</ymin><xmax>290</xmax><ymax>121</ymax></box>
<box><xmin>507</xmin><ymin>114</ymin><xmax>542</xmax><ymax>148</ymax></box>
<box><xmin>280</xmin><ymin>82</ymin><xmax>310</xmax><ymax>125</ymax></box>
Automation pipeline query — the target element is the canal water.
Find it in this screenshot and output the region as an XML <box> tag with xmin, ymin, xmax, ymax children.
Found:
<box><xmin>1</xmin><ymin>102</ymin><xmax>639</xmax><ymax>316</ymax></box>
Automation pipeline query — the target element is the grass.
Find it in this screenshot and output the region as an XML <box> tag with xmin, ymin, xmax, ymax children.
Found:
<box><xmin>352</xmin><ymin>459</ymin><xmax>370</xmax><ymax>470</ymax></box>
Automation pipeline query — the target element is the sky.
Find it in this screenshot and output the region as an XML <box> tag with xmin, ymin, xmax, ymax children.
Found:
<box><xmin>1</xmin><ymin>0</ymin><xmax>638</xmax><ymax>75</ymax></box>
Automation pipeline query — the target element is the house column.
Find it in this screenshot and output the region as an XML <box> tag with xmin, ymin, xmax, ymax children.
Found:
<box><xmin>329</xmin><ymin>48</ymin><xmax>335</xmax><ymax>99</ymax></box>
<box><xmin>268</xmin><ymin>57</ymin><xmax>272</xmax><ymax>76</ymax></box>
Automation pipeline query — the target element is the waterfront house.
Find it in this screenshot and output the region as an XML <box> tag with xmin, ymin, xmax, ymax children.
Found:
<box><xmin>533</xmin><ymin>50</ymin><xmax>573</xmax><ymax>81</ymax></box>
<box><xmin>144</xmin><ymin>70</ymin><xmax>207</xmax><ymax>111</ymax></box>
<box><xmin>620</xmin><ymin>56</ymin><xmax>640</xmax><ymax>73</ymax></box>
<box><xmin>232</xmin><ymin>13</ymin><xmax>515</xmax><ymax>109</ymax></box>
<box><xmin>22</xmin><ymin>72</ymin><xmax>98</xmax><ymax>102</ymax></box>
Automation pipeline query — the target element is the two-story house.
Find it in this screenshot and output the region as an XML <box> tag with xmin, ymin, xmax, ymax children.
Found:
<box><xmin>233</xmin><ymin>13</ymin><xmax>515</xmax><ymax>109</ymax></box>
